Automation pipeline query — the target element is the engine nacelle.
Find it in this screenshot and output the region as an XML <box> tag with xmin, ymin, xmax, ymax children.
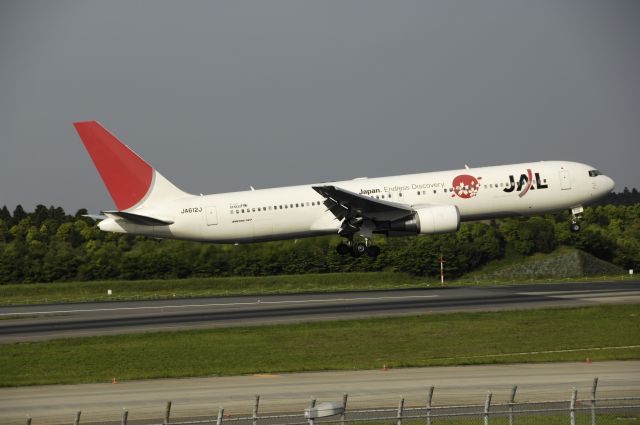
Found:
<box><xmin>388</xmin><ymin>205</ymin><xmax>460</xmax><ymax>235</ymax></box>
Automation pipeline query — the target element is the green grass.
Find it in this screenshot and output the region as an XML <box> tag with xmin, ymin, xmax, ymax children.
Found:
<box><xmin>1</xmin><ymin>304</ymin><xmax>638</xmax><ymax>387</ymax></box>
<box><xmin>0</xmin><ymin>272</ymin><xmax>422</xmax><ymax>305</ymax></box>
<box><xmin>0</xmin><ymin>268</ymin><xmax>635</xmax><ymax>306</ymax></box>
<box><xmin>456</xmin><ymin>246</ymin><xmax>627</xmax><ymax>284</ymax></box>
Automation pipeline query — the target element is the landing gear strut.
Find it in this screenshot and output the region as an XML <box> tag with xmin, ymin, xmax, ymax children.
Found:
<box><xmin>352</xmin><ymin>242</ymin><xmax>367</xmax><ymax>257</ymax></box>
<box><xmin>570</xmin><ymin>206</ymin><xmax>583</xmax><ymax>233</ymax></box>
<box><xmin>335</xmin><ymin>238</ymin><xmax>381</xmax><ymax>258</ymax></box>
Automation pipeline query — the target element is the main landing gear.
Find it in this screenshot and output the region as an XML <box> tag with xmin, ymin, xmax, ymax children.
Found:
<box><xmin>570</xmin><ymin>206</ymin><xmax>583</xmax><ymax>233</ymax></box>
<box><xmin>336</xmin><ymin>238</ymin><xmax>380</xmax><ymax>258</ymax></box>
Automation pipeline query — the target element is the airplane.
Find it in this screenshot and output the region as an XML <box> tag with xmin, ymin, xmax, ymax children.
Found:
<box><xmin>74</xmin><ymin>121</ymin><xmax>615</xmax><ymax>258</ymax></box>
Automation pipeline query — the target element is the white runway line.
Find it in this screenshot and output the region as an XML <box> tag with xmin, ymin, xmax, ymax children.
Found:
<box><xmin>520</xmin><ymin>289</ymin><xmax>640</xmax><ymax>297</ymax></box>
<box><xmin>0</xmin><ymin>294</ymin><xmax>439</xmax><ymax>317</ymax></box>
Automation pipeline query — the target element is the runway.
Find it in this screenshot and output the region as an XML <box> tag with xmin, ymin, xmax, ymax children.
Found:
<box><xmin>0</xmin><ymin>280</ymin><xmax>638</xmax><ymax>342</ymax></box>
<box><xmin>1</xmin><ymin>361</ymin><xmax>638</xmax><ymax>425</ymax></box>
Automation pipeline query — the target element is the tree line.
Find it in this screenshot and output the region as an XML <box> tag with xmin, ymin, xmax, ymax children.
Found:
<box><xmin>0</xmin><ymin>189</ymin><xmax>638</xmax><ymax>284</ymax></box>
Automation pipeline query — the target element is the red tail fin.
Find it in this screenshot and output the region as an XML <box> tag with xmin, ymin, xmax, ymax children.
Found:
<box><xmin>74</xmin><ymin>121</ymin><xmax>153</xmax><ymax>211</ymax></box>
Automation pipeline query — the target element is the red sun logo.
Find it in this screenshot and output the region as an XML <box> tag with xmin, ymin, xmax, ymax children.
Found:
<box><xmin>451</xmin><ymin>174</ymin><xmax>481</xmax><ymax>199</ymax></box>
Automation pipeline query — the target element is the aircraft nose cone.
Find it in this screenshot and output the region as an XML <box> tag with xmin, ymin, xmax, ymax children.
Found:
<box><xmin>604</xmin><ymin>176</ymin><xmax>615</xmax><ymax>193</ymax></box>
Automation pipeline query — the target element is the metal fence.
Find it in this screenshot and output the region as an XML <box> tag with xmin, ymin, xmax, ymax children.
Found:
<box><xmin>25</xmin><ymin>377</ymin><xmax>640</xmax><ymax>425</ymax></box>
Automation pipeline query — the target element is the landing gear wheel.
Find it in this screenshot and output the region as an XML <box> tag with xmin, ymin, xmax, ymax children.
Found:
<box><xmin>352</xmin><ymin>242</ymin><xmax>367</xmax><ymax>257</ymax></box>
<box><xmin>570</xmin><ymin>223</ymin><xmax>581</xmax><ymax>233</ymax></box>
<box><xmin>366</xmin><ymin>245</ymin><xmax>381</xmax><ymax>258</ymax></box>
<box><xmin>336</xmin><ymin>243</ymin><xmax>351</xmax><ymax>256</ymax></box>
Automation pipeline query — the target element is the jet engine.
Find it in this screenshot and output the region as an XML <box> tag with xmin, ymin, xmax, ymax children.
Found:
<box><xmin>387</xmin><ymin>205</ymin><xmax>460</xmax><ymax>235</ymax></box>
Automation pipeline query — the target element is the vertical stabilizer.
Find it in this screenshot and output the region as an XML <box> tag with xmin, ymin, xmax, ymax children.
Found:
<box><xmin>74</xmin><ymin>121</ymin><xmax>191</xmax><ymax>211</ymax></box>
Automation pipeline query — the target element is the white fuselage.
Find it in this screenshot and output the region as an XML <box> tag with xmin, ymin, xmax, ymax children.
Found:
<box><xmin>99</xmin><ymin>160</ymin><xmax>614</xmax><ymax>243</ymax></box>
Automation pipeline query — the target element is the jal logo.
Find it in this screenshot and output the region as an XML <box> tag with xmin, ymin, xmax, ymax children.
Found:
<box><xmin>503</xmin><ymin>169</ymin><xmax>548</xmax><ymax>197</ymax></box>
<box><xmin>451</xmin><ymin>174</ymin><xmax>482</xmax><ymax>198</ymax></box>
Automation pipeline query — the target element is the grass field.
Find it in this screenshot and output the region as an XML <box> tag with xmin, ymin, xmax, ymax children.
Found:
<box><xmin>0</xmin><ymin>272</ymin><xmax>422</xmax><ymax>305</ymax></box>
<box><xmin>1</xmin><ymin>304</ymin><xmax>638</xmax><ymax>387</ymax></box>
<box><xmin>0</xmin><ymin>270</ymin><xmax>635</xmax><ymax>306</ymax></box>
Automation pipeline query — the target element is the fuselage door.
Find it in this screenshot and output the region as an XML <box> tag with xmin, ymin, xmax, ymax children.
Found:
<box><xmin>559</xmin><ymin>171</ymin><xmax>571</xmax><ymax>190</ymax></box>
<box><xmin>206</xmin><ymin>206</ymin><xmax>218</xmax><ymax>225</ymax></box>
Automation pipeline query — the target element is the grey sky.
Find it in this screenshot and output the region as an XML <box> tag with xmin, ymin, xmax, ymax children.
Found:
<box><xmin>1</xmin><ymin>1</ymin><xmax>638</xmax><ymax>214</ymax></box>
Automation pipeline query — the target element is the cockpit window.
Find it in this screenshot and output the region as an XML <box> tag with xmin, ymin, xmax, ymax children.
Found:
<box><xmin>588</xmin><ymin>170</ymin><xmax>602</xmax><ymax>177</ymax></box>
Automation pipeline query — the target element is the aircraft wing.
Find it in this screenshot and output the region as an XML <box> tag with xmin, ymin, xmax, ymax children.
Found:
<box><xmin>312</xmin><ymin>185</ymin><xmax>413</xmax><ymax>222</ymax></box>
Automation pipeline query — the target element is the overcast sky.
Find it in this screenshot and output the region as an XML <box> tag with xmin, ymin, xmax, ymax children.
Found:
<box><xmin>1</xmin><ymin>1</ymin><xmax>638</xmax><ymax>214</ymax></box>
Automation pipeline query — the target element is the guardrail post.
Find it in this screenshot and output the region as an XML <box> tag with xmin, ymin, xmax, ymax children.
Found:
<box><xmin>483</xmin><ymin>391</ymin><xmax>492</xmax><ymax>425</ymax></box>
<box><xmin>591</xmin><ymin>377</ymin><xmax>598</xmax><ymax>425</ymax></box>
<box><xmin>121</xmin><ymin>409</ymin><xmax>128</xmax><ymax>425</ymax></box>
<box><xmin>164</xmin><ymin>401</ymin><xmax>172</xmax><ymax>425</ymax></box>
<box><xmin>74</xmin><ymin>410</ymin><xmax>81</xmax><ymax>425</ymax></box>
<box><xmin>216</xmin><ymin>406</ymin><xmax>225</xmax><ymax>425</ymax></box>
<box><xmin>308</xmin><ymin>397</ymin><xmax>317</xmax><ymax>425</ymax></box>
<box><xmin>397</xmin><ymin>396</ymin><xmax>405</xmax><ymax>425</ymax></box>
<box><xmin>252</xmin><ymin>395</ymin><xmax>260</xmax><ymax>425</ymax></box>
<box><xmin>508</xmin><ymin>385</ymin><xmax>517</xmax><ymax>425</ymax></box>
<box><xmin>25</xmin><ymin>415</ymin><xmax>32</xmax><ymax>425</ymax></box>
<box><xmin>570</xmin><ymin>388</ymin><xmax>577</xmax><ymax>425</ymax></box>
<box><xmin>341</xmin><ymin>393</ymin><xmax>349</xmax><ymax>425</ymax></box>
<box><xmin>426</xmin><ymin>386</ymin><xmax>434</xmax><ymax>425</ymax></box>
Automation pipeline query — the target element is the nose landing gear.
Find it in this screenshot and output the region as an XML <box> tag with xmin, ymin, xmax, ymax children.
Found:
<box><xmin>570</xmin><ymin>206</ymin><xmax>583</xmax><ymax>233</ymax></box>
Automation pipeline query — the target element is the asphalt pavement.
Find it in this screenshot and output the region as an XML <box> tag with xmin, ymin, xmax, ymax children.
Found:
<box><xmin>1</xmin><ymin>281</ymin><xmax>639</xmax><ymax>342</ymax></box>
<box><xmin>1</xmin><ymin>361</ymin><xmax>638</xmax><ymax>425</ymax></box>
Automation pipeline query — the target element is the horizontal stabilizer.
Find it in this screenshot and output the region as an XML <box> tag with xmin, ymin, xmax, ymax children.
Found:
<box><xmin>102</xmin><ymin>211</ymin><xmax>174</xmax><ymax>226</ymax></box>
<box><xmin>82</xmin><ymin>214</ymin><xmax>107</xmax><ymax>221</ymax></box>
